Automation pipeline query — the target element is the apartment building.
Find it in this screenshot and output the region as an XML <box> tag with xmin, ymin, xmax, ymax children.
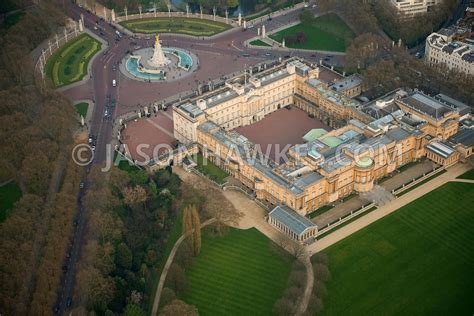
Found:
<box><xmin>425</xmin><ymin>29</ymin><xmax>474</xmax><ymax>75</ymax></box>
<box><xmin>391</xmin><ymin>0</ymin><xmax>443</xmax><ymax>16</ymax></box>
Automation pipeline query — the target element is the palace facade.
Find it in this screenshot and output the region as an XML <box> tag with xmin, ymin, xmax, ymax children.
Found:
<box><xmin>171</xmin><ymin>58</ymin><xmax>471</xmax><ymax>222</ymax></box>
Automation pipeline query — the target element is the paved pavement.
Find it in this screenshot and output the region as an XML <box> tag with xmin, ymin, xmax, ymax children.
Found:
<box><xmin>313</xmin><ymin>159</ymin><xmax>437</xmax><ymax>227</ymax></box>
<box><xmin>379</xmin><ymin>160</ymin><xmax>436</xmax><ymax>192</ymax></box>
<box><xmin>307</xmin><ymin>163</ymin><xmax>472</xmax><ymax>255</ymax></box>
<box><xmin>313</xmin><ymin>195</ymin><xmax>368</xmax><ymax>227</ymax></box>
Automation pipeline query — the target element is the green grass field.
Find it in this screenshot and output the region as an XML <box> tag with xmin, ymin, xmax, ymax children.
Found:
<box><xmin>182</xmin><ymin>228</ymin><xmax>292</xmax><ymax>315</ymax></box>
<box><xmin>270</xmin><ymin>13</ymin><xmax>354</xmax><ymax>52</ymax></box>
<box><xmin>45</xmin><ymin>33</ymin><xmax>101</xmax><ymax>87</ymax></box>
<box><xmin>249</xmin><ymin>39</ymin><xmax>271</xmax><ymax>47</ymax></box>
<box><xmin>194</xmin><ymin>153</ymin><xmax>228</xmax><ymax>184</ymax></box>
<box><xmin>120</xmin><ymin>17</ymin><xmax>231</xmax><ymax>36</ymax></box>
<box><xmin>0</xmin><ymin>181</ymin><xmax>22</xmax><ymax>222</ymax></box>
<box><xmin>74</xmin><ymin>102</ymin><xmax>88</xmax><ymax>117</ymax></box>
<box><xmin>321</xmin><ymin>182</ymin><xmax>474</xmax><ymax>315</ymax></box>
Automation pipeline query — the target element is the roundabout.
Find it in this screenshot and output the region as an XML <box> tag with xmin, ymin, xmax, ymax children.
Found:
<box><xmin>121</xmin><ymin>35</ymin><xmax>198</xmax><ymax>82</ymax></box>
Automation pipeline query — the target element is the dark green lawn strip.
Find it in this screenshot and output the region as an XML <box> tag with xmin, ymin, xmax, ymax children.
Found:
<box><xmin>249</xmin><ymin>39</ymin><xmax>271</xmax><ymax>47</ymax></box>
<box><xmin>308</xmin><ymin>204</ymin><xmax>334</xmax><ymax>219</ymax></box>
<box><xmin>321</xmin><ymin>182</ymin><xmax>474</xmax><ymax>315</ymax></box>
<box><xmin>396</xmin><ymin>169</ymin><xmax>446</xmax><ymax>196</ymax></box>
<box><xmin>74</xmin><ymin>102</ymin><xmax>88</xmax><ymax>117</ymax></box>
<box><xmin>0</xmin><ymin>181</ymin><xmax>22</xmax><ymax>222</ymax></box>
<box><xmin>182</xmin><ymin>228</ymin><xmax>292</xmax><ymax>315</ymax></box>
<box><xmin>194</xmin><ymin>153</ymin><xmax>228</xmax><ymax>184</ymax></box>
<box><xmin>457</xmin><ymin>168</ymin><xmax>474</xmax><ymax>180</ymax></box>
<box><xmin>120</xmin><ymin>17</ymin><xmax>231</xmax><ymax>36</ymax></box>
<box><xmin>317</xmin><ymin>207</ymin><xmax>377</xmax><ymax>239</ymax></box>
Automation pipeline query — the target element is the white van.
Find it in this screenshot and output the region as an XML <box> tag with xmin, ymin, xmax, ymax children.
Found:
<box><xmin>112</xmin><ymin>79</ymin><xmax>116</xmax><ymax>87</ymax></box>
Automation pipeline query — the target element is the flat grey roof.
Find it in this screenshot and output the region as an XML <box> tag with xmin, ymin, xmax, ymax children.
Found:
<box><xmin>331</xmin><ymin>74</ymin><xmax>362</xmax><ymax>92</ymax></box>
<box><xmin>269</xmin><ymin>205</ymin><xmax>317</xmax><ymax>236</ymax></box>
<box><xmin>450</xmin><ymin>128</ymin><xmax>474</xmax><ymax>147</ymax></box>
<box><xmin>294</xmin><ymin>172</ymin><xmax>324</xmax><ymax>188</ymax></box>
<box><xmin>178</xmin><ymin>102</ymin><xmax>203</xmax><ymax>118</ymax></box>
<box><xmin>426</xmin><ymin>141</ymin><xmax>456</xmax><ymax>159</ymax></box>
<box><xmin>401</xmin><ymin>92</ymin><xmax>452</xmax><ymax>119</ymax></box>
<box><xmin>386</xmin><ymin>127</ymin><xmax>412</xmax><ymax>141</ymax></box>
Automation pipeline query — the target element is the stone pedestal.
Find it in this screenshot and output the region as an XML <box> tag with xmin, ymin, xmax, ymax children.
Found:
<box><xmin>150</xmin><ymin>35</ymin><xmax>169</xmax><ymax>67</ymax></box>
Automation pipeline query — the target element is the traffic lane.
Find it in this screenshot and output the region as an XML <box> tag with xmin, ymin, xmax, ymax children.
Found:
<box><xmin>92</xmin><ymin>37</ymin><xmax>130</xmax><ymax>162</ymax></box>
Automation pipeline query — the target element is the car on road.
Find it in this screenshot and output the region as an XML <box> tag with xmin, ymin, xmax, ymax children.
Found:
<box><xmin>79</xmin><ymin>182</ymin><xmax>85</xmax><ymax>189</ymax></box>
<box><xmin>53</xmin><ymin>304</ymin><xmax>60</xmax><ymax>314</ymax></box>
<box><xmin>112</xmin><ymin>64</ymin><xmax>116</xmax><ymax>71</ymax></box>
<box><xmin>66</xmin><ymin>297</ymin><xmax>72</xmax><ymax>308</ymax></box>
<box><xmin>242</xmin><ymin>53</ymin><xmax>250</xmax><ymax>57</ymax></box>
<box><xmin>112</xmin><ymin>79</ymin><xmax>117</xmax><ymax>87</ymax></box>
<box><xmin>265</xmin><ymin>52</ymin><xmax>272</xmax><ymax>56</ymax></box>
<box><xmin>247</xmin><ymin>25</ymin><xmax>254</xmax><ymax>29</ymax></box>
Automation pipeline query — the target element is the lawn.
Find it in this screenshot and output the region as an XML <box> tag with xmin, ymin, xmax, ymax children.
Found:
<box><xmin>249</xmin><ymin>39</ymin><xmax>271</xmax><ymax>47</ymax></box>
<box><xmin>182</xmin><ymin>228</ymin><xmax>292</xmax><ymax>315</ymax></box>
<box><xmin>120</xmin><ymin>17</ymin><xmax>232</xmax><ymax>36</ymax></box>
<box><xmin>457</xmin><ymin>168</ymin><xmax>474</xmax><ymax>180</ymax></box>
<box><xmin>194</xmin><ymin>153</ymin><xmax>228</xmax><ymax>184</ymax></box>
<box><xmin>75</xmin><ymin>102</ymin><xmax>89</xmax><ymax>117</ymax></box>
<box><xmin>269</xmin><ymin>13</ymin><xmax>354</xmax><ymax>52</ymax></box>
<box><xmin>0</xmin><ymin>181</ymin><xmax>22</xmax><ymax>222</ymax></box>
<box><xmin>321</xmin><ymin>182</ymin><xmax>474</xmax><ymax>315</ymax></box>
<box><xmin>45</xmin><ymin>33</ymin><xmax>101</xmax><ymax>87</ymax></box>
<box><xmin>117</xmin><ymin>155</ymin><xmax>142</xmax><ymax>173</ymax></box>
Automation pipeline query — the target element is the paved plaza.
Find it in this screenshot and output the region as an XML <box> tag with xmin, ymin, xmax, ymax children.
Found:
<box><xmin>121</xmin><ymin>109</ymin><xmax>176</xmax><ymax>163</ymax></box>
<box><xmin>236</xmin><ymin>106</ymin><xmax>332</xmax><ymax>163</ymax></box>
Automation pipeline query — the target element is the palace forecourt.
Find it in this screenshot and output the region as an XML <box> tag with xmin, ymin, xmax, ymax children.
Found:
<box><xmin>124</xmin><ymin>57</ymin><xmax>473</xmax><ymax>243</ymax></box>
